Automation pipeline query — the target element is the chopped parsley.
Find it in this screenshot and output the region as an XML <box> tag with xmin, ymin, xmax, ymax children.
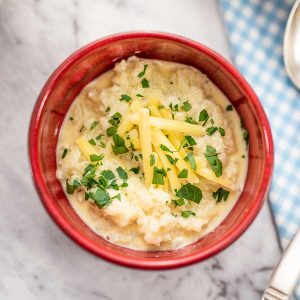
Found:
<box><xmin>66</xmin><ymin>179</ymin><xmax>80</xmax><ymax>194</ymax></box>
<box><xmin>62</xmin><ymin>148</ymin><xmax>68</xmax><ymax>159</ymax></box>
<box><xmin>90</xmin><ymin>121</ymin><xmax>99</xmax><ymax>130</ymax></box>
<box><xmin>137</xmin><ymin>64</ymin><xmax>148</xmax><ymax>78</ymax></box>
<box><xmin>204</xmin><ymin>145</ymin><xmax>222</xmax><ymax>177</ymax></box>
<box><xmin>176</xmin><ymin>183</ymin><xmax>202</xmax><ymax>203</ymax></box>
<box><xmin>226</xmin><ymin>105</ymin><xmax>233</xmax><ymax>111</ymax></box>
<box><xmin>243</xmin><ymin>129</ymin><xmax>249</xmax><ymax>146</ymax></box>
<box><xmin>212</xmin><ymin>187</ymin><xmax>230</xmax><ymax>203</ymax></box>
<box><xmin>206</xmin><ymin>126</ymin><xmax>218</xmax><ymax>136</ymax></box>
<box><xmin>181</xmin><ymin>211</ymin><xmax>196</xmax><ymax>218</ymax></box>
<box><xmin>105</xmin><ymin>107</ymin><xmax>111</xmax><ymax>112</ymax></box>
<box><xmin>171</xmin><ymin>198</ymin><xmax>185</xmax><ymax>207</ymax></box>
<box><xmin>136</xmin><ymin>94</ymin><xmax>143</xmax><ymax>97</ymax></box>
<box><xmin>95</xmin><ymin>134</ymin><xmax>103</xmax><ymax>141</ymax></box>
<box><xmin>112</xmin><ymin>134</ymin><xmax>129</xmax><ymax>155</ymax></box>
<box><xmin>116</xmin><ymin>166</ymin><xmax>128</xmax><ymax>180</ymax></box>
<box><xmin>165</xmin><ymin>154</ymin><xmax>178</xmax><ymax>165</ymax></box>
<box><xmin>90</xmin><ymin>154</ymin><xmax>104</xmax><ymax>162</ymax></box>
<box><xmin>129</xmin><ymin>167</ymin><xmax>140</xmax><ymax>174</ymax></box>
<box><xmin>141</xmin><ymin>78</ymin><xmax>150</xmax><ymax>88</ymax></box>
<box><xmin>69</xmin><ymin>117</ymin><xmax>74</xmax><ymax>121</ymax></box>
<box><xmin>178</xmin><ymin>169</ymin><xmax>188</xmax><ymax>178</ymax></box>
<box><xmin>107</xmin><ymin>126</ymin><xmax>117</xmax><ymax>136</ymax></box>
<box><xmin>102</xmin><ymin>170</ymin><xmax>115</xmax><ymax>180</ymax></box>
<box><xmin>199</xmin><ymin>110</ymin><xmax>209</xmax><ymax>125</ymax></box>
<box><xmin>185</xmin><ymin>116</ymin><xmax>197</xmax><ymax>124</ymax></box>
<box><xmin>88</xmin><ymin>139</ymin><xmax>96</xmax><ymax>146</ymax></box>
<box><xmin>90</xmin><ymin>188</ymin><xmax>111</xmax><ymax>208</ymax></box>
<box><xmin>184</xmin><ymin>152</ymin><xmax>196</xmax><ymax>170</ymax></box>
<box><xmin>152</xmin><ymin>167</ymin><xmax>167</xmax><ymax>185</ymax></box>
<box><xmin>160</xmin><ymin>144</ymin><xmax>174</xmax><ymax>153</ymax></box>
<box><xmin>181</xmin><ymin>101</ymin><xmax>192</xmax><ymax>112</ymax></box>
<box><xmin>184</xmin><ymin>135</ymin><xmax>197</xmax><ymax>147</ymax></box>
<box><xmin>169</xmin><ymin>103</ymin><xmax>179</xmax><ymax>112</ymax></box>
<box><xmin>120</xmin><ymin>94</ymin><xmax>132</xmax><ymax>102</ymax></box>
<box><xmin>150</xmin><ymin>154</ymin><xmax>155</xmax><ymax>166</ymax></box>
<box><xmin>218</xmin><ymin>127</ymin><xmax>225</xmax><ymax>136</ymax></box>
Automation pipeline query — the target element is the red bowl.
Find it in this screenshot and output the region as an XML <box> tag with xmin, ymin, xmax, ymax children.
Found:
<box><xmin>29</xmin><ymin>32</ymin><xmax>274</xmax><ymax>269</ymax></box>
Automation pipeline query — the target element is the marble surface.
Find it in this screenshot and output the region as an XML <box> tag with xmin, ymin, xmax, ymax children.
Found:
<box><xmin>0</xmin><ymin>0</ymin><xmax>282</xmax><ymax>299</ymax></box>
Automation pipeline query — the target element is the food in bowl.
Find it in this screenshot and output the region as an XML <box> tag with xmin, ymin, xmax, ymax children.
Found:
<box><xmin>56</xmin><ymin>56</ymin><xmax>249</xmax><ymax>251</ymax></box>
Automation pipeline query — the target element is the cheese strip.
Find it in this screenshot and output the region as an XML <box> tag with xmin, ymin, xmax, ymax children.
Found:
<box><xmin>151</xmin><ymin>129</ymin><xmax>199</xmax><ymax>184</ymax></box>
<box><xmin>154</xmin><ymin>145</ymin><xmax>181</xmax><ymax>193</ymax></box>
<box><xmin>76</xmin><ymin>136</ymin><xmax>97</xmax><ymax>161</ymax></box>
<box><xmin>155</xmin><ymin>154</ymin><xmax>169</xmax><ymax>192</ymax></box>
<box><xmin>117</xmin><ymin>115</ymin><xmax>135</xmax><ymax>137</ymax></box>
<box><xmin>139</xmin><ymin>109</ymin><xmax>153</xmax><ymax>188</ymax></box>
<box><xmin>131</xmin><ymin>115</ymin><xmax>204</xmax><ymax>136</ymax></box>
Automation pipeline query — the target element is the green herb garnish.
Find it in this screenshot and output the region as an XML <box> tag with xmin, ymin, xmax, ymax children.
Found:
<box><xmin>184</xmin><ymin>135</ymin><xmax>197</xmax><ymax>147</ymax></box>
<box><xmin>206</xmin><ymin>126</ymin><xmax>218</xmax><ymax>136</ymax></box>
<box><xmin>90</xmin><ymin>188</ymin><xmax>111</xmax><ymax>208</ymax></box>
<box><xmin>204</xmin><ymin>145</ymin><xmax>222</xmax><ymax>177</ymax></box>
<box><xmin>112</xmin><ymin>134</ymin><xmax>129</xmax><ymax>155</ymax></box>
<box><xmin>129</xmin><ymin>167</ymin><xmax>140</xmax><ymax>174</ymax></box>
<box><xmin>62</xmin><ymin>148</ymin><xmax>68</xmax><ymax>159</ymax></box>
<box><xmin>185</xmin><ymin>116</ymin><xmax>197</xmax><ymax>124</ymax></box>
<box><xmin>152</xmin><ymin>167</ymin><xmax>167</xmax><ymax>185</ymax></box>
<box><xmin>150</xmin><ymin>154</ymin><xmax>155</xmax><ymax>166</ymax></box>
<box><xmin>165</xmin><ymin>154</ymin><xmax>178</xmax><ymax>165</ymax></box>
<box><xmin>226</xmin><ymin>105</ymin><xmax>233</xmax><ymax>111</ymax></box>
<box><xmin>181</xmin><ymin>101</ymin><xmax>192</xmax><ymax>112</ymax></box>
<box><xmin>120</xmin><ymin>94</ymin><xmax>132</xmax><ymax>102</ymax></box>
<box><xmin>169</xmin><ymin>103</ymin><xmax>179</xmax><ymax>112</ymax></box>
<box><xmin>107</xmin><ymin>126</ymin><xmax>117</xmax><ymax>137</ymax></box>
<box><xmin>243</xmin><ymin>129</ymin><xmax>249</xmax><ymax>146</ymax></box>
<box><xmin>116</xmin><ymin>166</ymin><xmax>128</xmax><ymax>180</ymax></box>
<box><xmin>106</xmin><ymin>107</ymin><xmax>111</xmax><ymax>112</ymax></box>
<box><xmin>212</xmin><ymin>187</ymin><xmax>230</xmax><ymax>203</ymax></box>
<box><xmin>136</xmin><ymin>94</ymin><xmax>143</xmax><ymax>97</ymax></box>
<box><xmin>218</xmin><ymin>127</ymin><xmax>225</xmax><ymax>136</ymax></box>
<box><xmin>137</xmin><ymin>64</ymin><xmax>148</xmax><ymax>78</ymax></box>
<box><xmin>176</xmin><ymin>183</ymin><xmax>202</xmax><ymax>203</ymax></box>
<box><xmin>199</xmin><ymin>109</ymin><xmax>209</xmax><ymax>125</ymax></box>
<box><xmin>181</xmin><ymin>211</ymin><xmax>196</xmax><ymax>218</ymax></box>
<box><xmin>171</xmin><ymin>198</ymin><xmax>185</xmax><ymax>207</ymax></box>
<box><xmin>90</xmin><ymin>121</ymin><xmax>99</xmax><ymax>130</ymax></box>
<box><xmin>141</xmin><ymin>78</ymin><xmax>150</xmax><ymax>88</ymax></box>
<box><xmin>184</xmin><ymin>152</ymin><xmax>196</xmax><ymax>170</ymax></box>
<box><xmin>160</xmin><ymin>144</ymin><xmax>174</xmax><ymax>153</ymax></box>
<box><xmin>178</xmin><ymin>169</ymin><xmax>188</xmax><ymax>178</ymax></box>
<box><xmin>89</xmin><ymin>139</ymin><xmax>96</xmax><ymax>146</ymax></box>
<box><xmin>66</xmin><ymin>179</ymin><xmax>80</xmax><ymax>194</ymax></box>
<box><xmin>69</xmin><ymin>117</ymin><xmax>74</xmax><ymax>121</ymax></box>
<box><xmin>102</xmin><ymin>170</ymin><xmax>115</xmax><ymax>180</ymax></box>
<box><xmin>90</xmin><ymin>154</ymin><xmax>104</xmax><ymax>162</ymax></box>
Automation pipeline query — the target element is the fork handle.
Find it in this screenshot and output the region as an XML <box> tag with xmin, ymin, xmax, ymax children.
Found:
<box><xmin>262</xmin><ymin>229</ymin><xmax>300</xmax><ymax>300</ymax></box>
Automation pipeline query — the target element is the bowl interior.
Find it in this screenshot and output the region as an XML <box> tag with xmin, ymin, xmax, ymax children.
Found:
<box><xmin>30</xmin><ymin>33</ymin><xmax>273</xmax><ymax>268</ymax></box>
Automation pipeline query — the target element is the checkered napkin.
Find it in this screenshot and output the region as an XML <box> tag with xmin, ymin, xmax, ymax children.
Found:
<box><xmin>219</xmin><ymin>0</ymin><xmax>300</xmax><ymax>297</ymax></box>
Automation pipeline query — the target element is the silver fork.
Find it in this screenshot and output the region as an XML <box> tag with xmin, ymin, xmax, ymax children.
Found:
<box><xmin>261</xmin><ymin>229</ymin><xmax>300</xmax><ymax>300</ymax></box>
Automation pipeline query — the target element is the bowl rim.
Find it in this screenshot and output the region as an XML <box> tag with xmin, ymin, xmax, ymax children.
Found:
<box><xmin>28</xmin><ymin>31</ymin><xmax>274</xmax><ymax>270</ymax></box>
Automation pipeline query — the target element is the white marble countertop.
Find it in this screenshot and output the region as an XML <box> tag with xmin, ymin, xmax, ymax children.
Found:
<box><xmin>0</xmin><ymin>0</ymin><xmax>282</xmax><ymax>299</ymax></box>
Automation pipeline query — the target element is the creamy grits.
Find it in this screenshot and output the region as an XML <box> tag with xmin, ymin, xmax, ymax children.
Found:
<box><xmin>56</xmin><ymin>57</ymin><xmax>248</xmax><ymax>251</ymax></box>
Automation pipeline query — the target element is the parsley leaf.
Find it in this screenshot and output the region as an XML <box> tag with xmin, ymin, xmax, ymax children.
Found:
<box><xmin>181</xmin><ymin>101</ymin><xmax>192</xmax><ymax>112</ymax></box>
<box><xmin>184</xmin><ymin>135</ymin><xmax>197</xmax><ymax>146</ymax></box>
<box><xmin>176</xmin><ymin>183</ymin><xmax>202</xmax><ymax>203</ymax></box>
<box><xmin>169</xmin><ymin>103</ymin><xmax>179</xmax><ymax>112</ymax></box>
<box><xmin>137</xmin><ymin>64</ymin><xmax>148</xmax><ymax>78</ymax></box>
<box><xmin>171</xmin><ymin>198</ymin><xmax>185</xmax><ymax>207</ymax></box>
<box><xmin>184</xmin><ymin>152</ymin><xmax>196</xmax><ymax>170</ymax></box>
<box><xmin>218</xmin><ymin>127</ymin><xmax>225</xmax><ymax>136</ymax></box>
<box><xmin>102</xmin><ymin>170</ymin><xmax>115</xmax><ymax>180</ymax></box>
<box><xmin>129</xmin><ymin>167</ymin><xmax>140</xmax><ymax>174</ymax></box>
<box><xmin>178</xmin><ymin>169</ymin><xmax>188</xmax><ymax>178</ymax></box>
<box><xmin>136</xmin><ymin>94</ymin><xmax>143</xmax><ymax>97</ymax></box>
<box><xmin>90</xmin><ymin>188</ymin><xmax>111</xmax><ymax>208</ymax></box>
<box><xmin>116</xmin><ymin>166</ymin><xmax>128</xmax><ymax>180</ymax></box>
<box><xmin>165</xmin><ymin>154</ymin><xmax>178</xmax><ymax>165</ymax></box>
<box><xmin>90</xmin><ymin>121</ymin><xmax>99</xmax><ymax>130</ymax></box>
<box><xmin>89</xmin><ymin>139</ymin><xmax>96</xmax><ymax>146</ymax></box>
<box><xmin>107</xmin><ymin>126</ymin><xmax>117</xmax><ymax>136</ymax></box>
<box><xmin>185</xmin><ymin>116</ymin><xmax>197</xmax><ymax>124</ymax></box>
<box><xmin>204</xmin><ymin>145</ymin><xmax>222</xmax><ymax>177</ymax></box>
<box><xmin>212</xmin><ymin>187</ymin><xmax>230</xmax><ymax>203</ymax></box>
<box><xmin>66</xmin><ymin>179</ymin><xmax>80</xmax><ymax>194</ymax></box>
<box><xmin>106</xmin><ymin>107</ymin><xmax>111</xmax><ymax>112</ymax></box>
<box><xmin>199</xmin><ymin>110</ymin><xmax>209</xmax><ymax>125</ymax></box>
<box><xmin>206</xmin><ymin>126</ymin><xmax>218</xmax><ymax>136</ymax></box>
<box><xmin>120</xmin><ymin>94</ymin><xmax>132</xmax><ymax>102</ymax></box>
<box><xmin>90</xmin><ymin>154</ymin><xmax>104</xmax><ymax>162</ymax></box>
<box><xmin>141</xmin><ymin>78</ymin><xmax>150</xmax><ymax>88</ymax></box>
<box><xmin>160</xmin><ymin>144</ymin><xmax>174</xmax><ymax>153</ymax></box>
<box><xmin>226</xmin><ymin>105</ymin><xmax>233</xmax><ymax>111</ymax></box>
<box><xmin>243</xmin><ymin>129</ymin><xmax>249</xmax><ymax>146</ymax></box>
<box><xmin>112</xmin><ymin>134</ymin><xmax>129</xmax><ymax>155</ymax></box>
<box><xmin>152</xmin><ymin>167</ymin><xmax>167</xmax><ymax>185</ymax></box>
<box><xmin>150</xmin><ymin>154</ymin><xmax>155</xmax><ymax>166</ymax></box>
<box><xmin>181</xmin><ymin>210</ymin><xmax>196</xmax><ymax>218</ymax></box>
<box><xmin>62</xmin><ymin>148</ymin><xmax>68</xmax><ymax>159</ymax></box>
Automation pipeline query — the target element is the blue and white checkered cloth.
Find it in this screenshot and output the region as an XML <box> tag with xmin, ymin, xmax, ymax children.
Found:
<box><xmin>219</xmin><ymin>0</ymin><xmax>300</xmax><ymax>297</ymax></box>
